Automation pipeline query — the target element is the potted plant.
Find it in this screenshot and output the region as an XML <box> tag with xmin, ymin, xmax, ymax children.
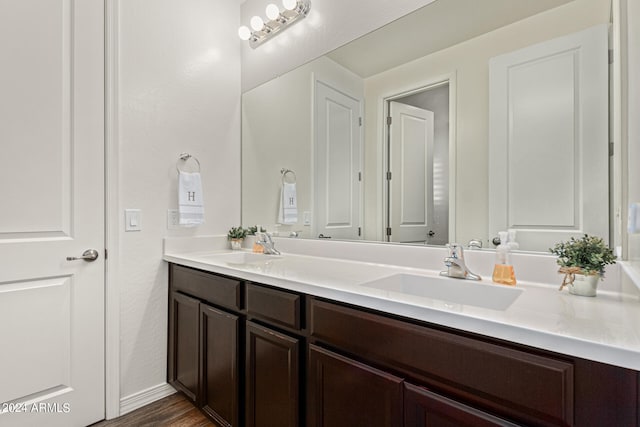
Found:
<box><xmin>549</xmin><ymin>234</ymin><xmax>616</xmax><ymax>297</ymax></box>
<box><xmin>227</xmin><ymin>226</ymin><xmax>247</xmax><ymax>250</ymax></box>
<box><xmin>246</xmin><ymin>225</ymin><xmax>266</xmax><ymax>236</ymax></box>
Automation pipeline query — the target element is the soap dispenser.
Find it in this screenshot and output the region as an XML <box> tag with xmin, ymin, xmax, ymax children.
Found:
<box><xmin>507</xmin><ymin>229</ymin><xmax>519</xmax><ymax>251</ymax></box>
<box><xmin>492</xmin><ymin>231</ymin><xmax>516</xmax><ymax>286</ymax></box>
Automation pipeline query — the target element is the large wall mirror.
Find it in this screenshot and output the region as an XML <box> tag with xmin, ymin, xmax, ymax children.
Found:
<box><xmin>242</xmin><ymin>0</ymin><xmax>619</xmax><ymax>253</ymax></box>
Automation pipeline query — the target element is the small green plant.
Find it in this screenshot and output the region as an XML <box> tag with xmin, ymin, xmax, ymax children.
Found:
<box><xmin>227</xmin><ymin>226</ymin><xmax>247</xmax><ymax>240</ymax></box>
<box><xmin>549</xmin><ymin>234</ymin><xmax>616</xmax><ymax>276</ymax></box>
<box><xmin>246</xmin><ymin>225</ymin><xmax>266</xmax><ymax>236</ymax></box>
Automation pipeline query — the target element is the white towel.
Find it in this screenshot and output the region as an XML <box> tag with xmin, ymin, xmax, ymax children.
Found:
<box><xmin>278</xmin><ymin>182</ymin><xmax>298</xmax><ymax>224</ymax></box>
<box><xmin>178</xmin><ymin>171</ymin><xmax>205</xmax><ymax>226</ymax></box>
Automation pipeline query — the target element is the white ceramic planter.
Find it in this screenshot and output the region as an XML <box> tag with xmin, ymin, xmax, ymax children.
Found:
<box><xmin>569</xmin><ymin>273</ymin><xmax>600</xmax><ymax>297</ymax></box>
<box><xmin>229</xmin><ymin>238</ymin><xmax>243</xmax><ymax>250</ymax></box>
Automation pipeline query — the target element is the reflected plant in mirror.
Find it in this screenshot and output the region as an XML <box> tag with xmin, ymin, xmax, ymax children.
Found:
<box><xmin>242</xmin><ymin>0</ymin><xmax>620</xmax><ymax>253</ymax></box>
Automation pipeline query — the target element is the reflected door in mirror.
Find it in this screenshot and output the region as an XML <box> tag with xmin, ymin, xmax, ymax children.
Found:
<box><xmin>314</xmin><ymin>80</ymin><xmax>363</xmax><ymax>240</ymax></box>
<box><xmin>489</xmin><ymin>25</ymin><xmax>609</xmax><ymax>251</ymax></box>
<box><xmin>389</xmin><ymin>102</ymin><xmax>435</xmax><ymax>244</ymax></box>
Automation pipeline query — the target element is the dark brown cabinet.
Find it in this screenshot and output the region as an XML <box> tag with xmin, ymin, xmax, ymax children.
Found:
<box><xmin>309</xmin><ymin>298</ymin><xmax>576</xmax><ymax>426</ymax></box>
<box><xmin>308</xmin><ymin>344</ymin><xmax>403</xmax><ymax>427</ymax></box>
<box><xmin>245</xmin><ymin>321</ymin><xmax>300</xmax><ymax>427</ymax></box>
<box><xmin>168</xmin><ymin>263</ymin><xmax>640</xmax><ymax>427</ymax></box>
<box><xmin>168</xmin><ymin>291</ymin><xmax>200</xmax><ymax>402</ymax></box>
<box><xmin>200</xmin><ymin>304</ymin><xmax>240</xmax><ymax>427</ymax></box>
<box><xmin>168</xmin><ymin>265</ymin><xmax>243</xmax><ymax>426</ymax></box>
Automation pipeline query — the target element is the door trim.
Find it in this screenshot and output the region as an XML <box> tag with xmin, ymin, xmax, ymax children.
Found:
<box><xmin>378</xmin><ymin>72</ymin><xmax>457</xmax><ymax>244</ymax></box>
<box><xmin>105</xmin><ymin>0</ymin><xmax>121</xmax><ymax>419</ymax></box>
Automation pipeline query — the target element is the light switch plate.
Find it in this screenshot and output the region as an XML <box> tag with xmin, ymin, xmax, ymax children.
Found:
<box><xmin>167</xmin><ymin>209</ymin><xmax>179</xmax><ymax>229</ymax></box>
<box><xmin>125</xmin><ymin>209</ymin><xmax>141</xmax><ymax>232</ymax></box>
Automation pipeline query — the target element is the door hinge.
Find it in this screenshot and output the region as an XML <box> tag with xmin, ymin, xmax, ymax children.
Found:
<box><xmin>358</xmin><ymin>227</ymin><xmax>361</xmax><ymax>237</ymax></box>
<box><xmin>609</xmin><ymin>142</ymin><xmax>614</xmax><ymax>156</ymax></box>
<box><xmin>609</xmin><ymin>49</ymin><xmax>614</xmax><ymax>64</ymax></box>
<box><xmin>359</xmin><ymin>117</ymin><xmax>363</xmax><ymax>126</ymax></box>
<box><xmin>386</xmin><ymin>171</ymin><xmax>392</xmax><ymax>180</ymax></box>
<box><xmin>358</xmin><ymin>171</ymin><xmax>362</xmax><ymax>181</ymax></box>
<box><xmin>386</xmin><ymin>227</ymin><xmax>392</xmax><ymax>236</ymax></box>
<box><xmin>104</xmin><ymin>249</ymin><xmax>108</xmax><ymax>260</ymax></box>
<box><xmin>386</xmin><ymin>116</ymin><xmax>392</xmax><ymax>126</ymax></box>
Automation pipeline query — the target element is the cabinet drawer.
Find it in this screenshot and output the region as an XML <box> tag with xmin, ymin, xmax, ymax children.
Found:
<box><xmin>246</xmin><ymin>283</ymin><xmax>301</xmax><ymax>330</ymax></box>
<box><xmin>170</xmin><ymin>264</ymin><xmax>242</xmax><ymax>311</ymax></box>
<box><xmin>404</xmin><ymin>383</ymin><xmax>519</xmax><ymax>427</ymax></box>
<box><xmin>308</xmin><ymin>344</ymin><xmax>403</xmax><ymax>427</ymax></box>
<box><xmin>310</xmin><ymin>299</ymin><xmax>574</xmax><ymax>427</ymax></box>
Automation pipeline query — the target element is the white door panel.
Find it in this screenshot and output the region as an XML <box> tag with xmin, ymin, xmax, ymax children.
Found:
<box><xmin>489</xmin><ymin>25</ymin><xmax>609</xmax><ymax>251</ymax></box>
<box><xmin>389</xmin><ymin>102</ymin><xmax>434</xmax><ymax>243</ymax></box>
<box><xmin>314</xmin><ymin>81</ymin><xmax>362</xmax><ymax>240</ymax></box>
<box><xmin>0</xmin><ymin>0</ymin><xmax>105</xmax><ymax>425</ymax></box>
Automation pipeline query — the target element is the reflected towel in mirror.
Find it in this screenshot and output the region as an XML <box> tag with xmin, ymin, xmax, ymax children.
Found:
<box><xmin>178</xmin><ymin>171</ymin><xmax>205</xmax><ymax>226</ymax></box>
<box><xmin>278</xmin><ymin>182</ymin><xmax>297</xmax><ymax>224</ymax></box>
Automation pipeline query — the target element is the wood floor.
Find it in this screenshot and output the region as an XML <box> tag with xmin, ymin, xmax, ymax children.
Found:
<box><xmin>91</xmin><ymin>393</ymin><xmax>214</xmax><ymax>427</ymax></box>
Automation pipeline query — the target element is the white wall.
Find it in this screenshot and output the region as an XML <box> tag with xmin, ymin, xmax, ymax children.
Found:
<box><xmin>363</xmin><ymin>0</ymin><xmax>609</xmax><ymax>247</ymax></box>
<box><xmin>241</xmin><ymin>56</ymin><xmax>363</xmax><ymax>237</ymax></box>
<box><xmin>114</xmin><ymin>0</ymin><xmax>240</xmax><ymax>403</ymax></box>
<box><xmin>240</xmin><ymin>0</ymin><xmax>434</xmax><ymax>91</ymax></box>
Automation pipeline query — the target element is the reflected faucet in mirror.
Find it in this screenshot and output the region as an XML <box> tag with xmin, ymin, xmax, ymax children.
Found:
<box><xmin>440</xmin><ymin>244</ymin><xmax>481</xmax><ymax>281</ymax></box>
<box><xmin>467</xmin><ymin>239</ymin><xmax>483</xmax><ymax>250</ymax></box>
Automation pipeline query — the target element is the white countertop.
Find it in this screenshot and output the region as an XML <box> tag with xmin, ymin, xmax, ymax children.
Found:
<box><xmin>163</xmin><ymin>238</ymin><xmax>640</xmax><ymax>371</ymax></box>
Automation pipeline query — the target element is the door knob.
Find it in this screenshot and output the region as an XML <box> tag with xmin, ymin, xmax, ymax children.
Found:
<box><xmin>66</xmin><ymin>249</ymin><xmax>99</xmax><ymax>262</ymax></box>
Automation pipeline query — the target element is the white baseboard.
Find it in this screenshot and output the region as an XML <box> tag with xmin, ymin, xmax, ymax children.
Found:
<box><xmin>119</xmin><ymin>383</ymin><xmax>176</xmax><ymax>416</ymax></box>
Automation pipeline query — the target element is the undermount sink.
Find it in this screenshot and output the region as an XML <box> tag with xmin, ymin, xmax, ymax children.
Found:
<box><xmin>198</xmin><ymin>252</ymin><xmax>282</xmax><ymax>265</ymax></box>
<box><xmin>360</xmin><ymin>273</ymin><xmax>523</xmax><ymax>311</ymax></box>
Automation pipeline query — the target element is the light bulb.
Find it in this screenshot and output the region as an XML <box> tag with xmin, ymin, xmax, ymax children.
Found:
<box><xmin>250</xmin><ymin>15</ymin><xmax>264</xmax><ymax>31</ymax></box>
<box><xmin>282</xmin><ymin>0</ymin><xmax>297</xmax><ymax>11</ymax></box>
<box><xmin>238</xmin><ymin>26</ymin><xmax>251</xmax><ymax>41</ymax></box>
<box><xmin>265</xmin><ymin>4</ymin><xmax>280</xmax><ymax>20</ymax></box>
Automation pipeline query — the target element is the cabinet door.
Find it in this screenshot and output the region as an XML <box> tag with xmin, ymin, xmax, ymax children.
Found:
<box><xmin>308</xmin><ymin>344</ymin><xmax>403</xmax><ymax>427</ymax></box>
<box><xmin>404</xmin><ymin>383</ymin><xmax>518</xmax><ymax>427</ymax></box>
<box><xmin>200</xmin><ymin>304</ymin><xmax>240</xmax><ymax>427</ymax></box>
<box><xmin>168</xmin><ymin>292</ymin><xmax>200</xmax><ymax>402</ymax></box>
<box><xmin>246</xmin><ymin>321</ymin><xmax>300</xmax><ymax>427</ymax></box>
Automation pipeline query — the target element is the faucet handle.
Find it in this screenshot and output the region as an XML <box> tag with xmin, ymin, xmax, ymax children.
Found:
<box><xmin>446</xmin><ymin>243</ymin><xmax>464</xmax><ymax>258</ymax></box>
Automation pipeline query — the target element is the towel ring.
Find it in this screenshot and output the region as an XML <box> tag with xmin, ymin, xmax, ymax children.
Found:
<box><xmin>176</xmin><ymin>153</ymin><xmax>201</xmax><ymax>173</ymax></box>
<box><xmin>281</xmin><ymin>168</ymin><xmax>296</xmax><ymax>184</ymax></box>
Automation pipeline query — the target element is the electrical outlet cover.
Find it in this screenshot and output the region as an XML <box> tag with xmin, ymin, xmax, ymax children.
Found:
<box><xmin>167</xmin><ymin>209</ymin><xmax>179</xmax><ymax>229</ymax></box>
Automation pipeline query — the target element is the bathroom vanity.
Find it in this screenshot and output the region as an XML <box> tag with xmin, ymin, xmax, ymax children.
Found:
<box><xmin>164</xmin><ymin>239</ymin><xmax>640</xmax><ymax>427</ymax></box>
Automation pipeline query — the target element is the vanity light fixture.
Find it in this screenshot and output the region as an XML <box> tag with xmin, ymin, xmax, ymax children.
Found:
<box><xmin>238</xmin><ymin>0</ymin><xmax>311</xmax><ymax>48</ymax></box>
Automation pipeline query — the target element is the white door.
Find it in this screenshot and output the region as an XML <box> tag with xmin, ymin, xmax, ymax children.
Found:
<box><xmin>314</xmin><ymin>81</ymin><xmax>363</xmax><ymax>240</ymax></box>
<box><xmin>388</xmin><ymin>102</ymin><xmax>435</xmax><ymax>243</ymax></box>
<box><xmin>489</xmin><ymin>25</ymin><xmax>609</xmax><ymax>251</ymax></box>
<box><xmin>0</xmin><ymin>1</ymin><xmax>105</xmax><ymax>426</ymax></box>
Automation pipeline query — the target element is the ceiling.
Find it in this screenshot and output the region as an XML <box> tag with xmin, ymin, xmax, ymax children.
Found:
<box><xmin>326</xmin><ymin>0</ymin><xmax>574</xmax><ymax>78</ymax></box>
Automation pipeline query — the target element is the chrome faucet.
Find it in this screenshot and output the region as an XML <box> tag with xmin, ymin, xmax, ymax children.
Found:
<box><xmin>440</xmin><ymin>243</ymin><xmax>481</xmax><ymax>280</ymax></box>
<box><xmin>256</xmin><ymin>232</ymin><xmax>280</xmax><ymax>255</ymax></box>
